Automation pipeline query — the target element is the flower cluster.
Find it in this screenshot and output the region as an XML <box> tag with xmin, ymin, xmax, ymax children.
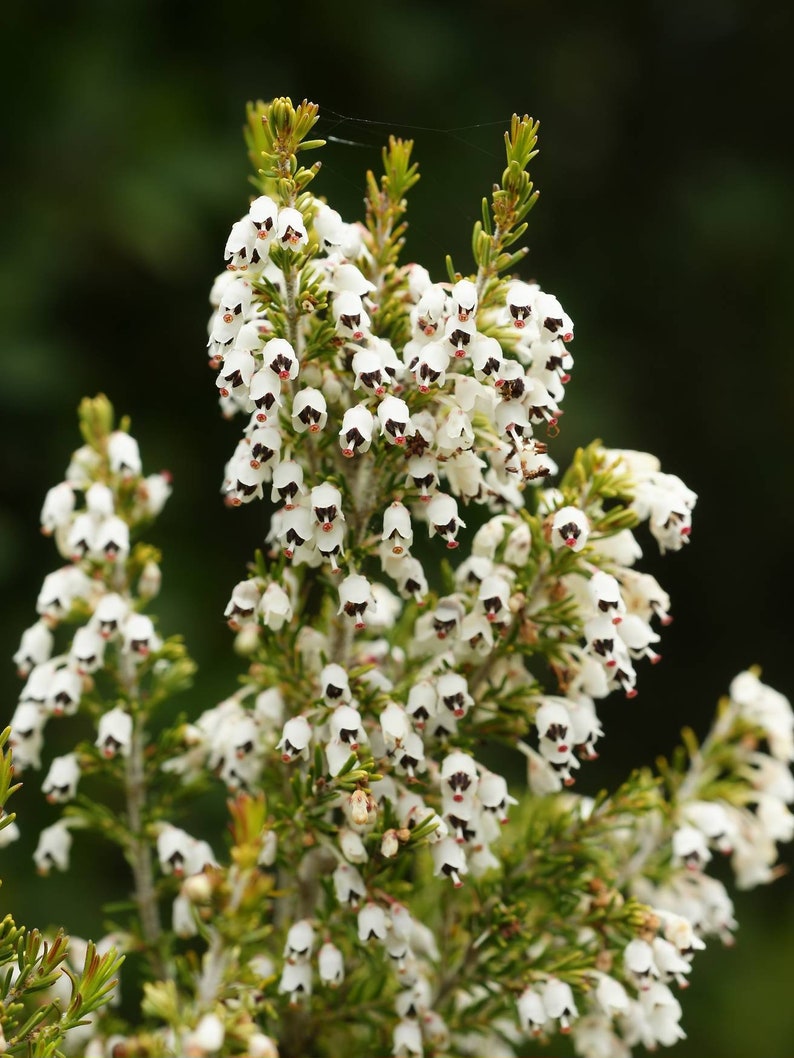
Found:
<box><xmin>7</xmin><ymin>101</ymin><xmax>792</xmax><ymax>1058</ymax></box>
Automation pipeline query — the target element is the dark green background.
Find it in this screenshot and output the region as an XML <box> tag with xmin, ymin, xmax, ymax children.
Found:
<box><xmin>1</xmin><ymin>1</ymin><xmax>792</xmax><ymax>1053</ymax></box>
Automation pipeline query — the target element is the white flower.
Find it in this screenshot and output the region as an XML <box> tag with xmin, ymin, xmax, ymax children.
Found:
<box><xmin>672</xmin><ymin>824</ymin><xmax>712</xmax><ymax>871</ymax></box>
<box><xmin>40</xmin><ymin>481</ymin><xmax>76</xmax><ymax>536</ymax></box>
<box><xmin>426</xmin><ymin>493</ymin><xmax>466</xmax><ymax>550</ymax></box>
<box><xmin>276</xmin><ymin>207</ymin><xmax>308</xmax><ymax>249</ymax></box>
<box><xmin>334</xmin><ymin>290</ymin><xmax>371</xmax><ymax>340</ymax></box>
<box><xmin>108</xmin><ymin>431</ymin><xmax>142</xmax><ymax>478</ymax></box>
<box><xmin>392</xmin><ymin>1019</ymin><xmax>423</xmax><ymax>1057</ymax></box>
<box><xmin>277</xmin><ymin>716</ymin><xmax>312</xmax><ymax>764</ymax></box>
<box><xmin>542</xmin><ymin>978</ymin><xmax>578</xmax><ymax>1034</ymax></box>
<box><xmin>42</xmin><ymin>753</ymin><xmax>80</xmax><ymax>803</ymax></box>
<box><xmin>184</xmin><ymin>1013</ymin><xmax>225</xmax><ymax>1057</ymax></box>
<box><xmin>249</xmin><ymin>194</ymin><xmax>278</xmax><ymax>245</ymax></box>
<box><xmin>551</xmin><ymin>505</ymin><xmax>590</xmax><ymax>552</ymax></box>
<box><xmin>623</xmin><ymin>938</ymin><xmax>658</xmax><ymax>991</ymax></box>
<box><xmin>14</xmin><ymin>621</ymin><xmax>54</xmax><ymax>677</ymax></box>
<box><xmin>339</xmin><ymin>405</ymin><xmax>375</xmax><ymax>461</ymax></box>
<box><xmin>284</xmin><ymin>919</ymin><xmax>315</xmax><ymax>963</ymax></box>
<box><xmin>333</xmin><ymin>861</ymin><xmax>366</xmax><ymax>905</ymax></box>
<box><xmin>96</xmin><ymin>706</ymin><xmax>133</xmax><ymax>759</ymax></box>
<box><xmin>318</xmin><ymin>941</ymin><xmax>344</xmax><ymax>986</ymax></box>
<box><xmin>47</xmin><ymin>667</ymin><xmax>82</xmax><ymax>717</ymax></box>
<box><xmin>91</xmin><ymin>592</ymin><xmax>129</xmax><ymax>638</ymax></box>
<box><xmin>517</xmin><ymin>986</ymin><xmax>548</xmax><ymax>1036</ymax></box>
<box><xmin>224</xmin><ymin>216</ymin><xmax>256</xmax><ymax>269</ymax></box>
<box><xmin>337</xmin><ymin>573</ymin><xmax>375</xmax><ymax>630</ymax></box>
<box><xmin>358</xmin><ymin>902</ymin><xmax>388</xmax><ymax>942</ymax></box>
<box><xmin>292</xmin><ymin>387</ymin><xmax>328</xmax><ymax>433</ymax></box>
<box><xmin>123</xmin><ymin>613</ymin><xmax>160</xmax><ymax>658</ymax></box>
<box><xmin>271</xmin><ymin>459</ymin><xmax>306</xmax><ymax>508</ymax></box>
<box><xmin>263</xmin><ymin>337</ymin><xmax>299</xmax><ymax>381</ymax></box>
<box><xmin>431</xmin><ymin>836</ymin><xmax>467</xmax><ymax>887</ymax></box>
<box><xmin>34</xmin><ymin>820</ymin><xmax>73</xmax><ymax>874</ymax></box>
<box><xmin>377</xmin><ymin>396</ymin><xmax>415</xmax><ymax>446</ymax></box>
<box><xmin>9</xmin><ymin>701</ymin><xmax>46</xmax><ymax>770</ymax></box>
<box><xmin>440</xmin><ymin>751</ymin><xmax>479</xmax><ymax>803</ymax></box>
<box><xmin>259</xmin><ymin>582</ymin><xmax>293</xmax><ymax>631</ymax></box>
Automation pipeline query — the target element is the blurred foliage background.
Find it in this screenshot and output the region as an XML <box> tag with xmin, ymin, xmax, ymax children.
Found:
<box><xmin>1</xmin><ymin>0</ymin><xmax>792</xmax><ymax>1053</ymax></box>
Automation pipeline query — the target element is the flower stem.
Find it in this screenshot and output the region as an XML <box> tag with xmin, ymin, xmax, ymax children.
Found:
<box><xmin>125</xmin><ymin>716</ymin><xmax>166</xmax><ymax>977</ymax></box>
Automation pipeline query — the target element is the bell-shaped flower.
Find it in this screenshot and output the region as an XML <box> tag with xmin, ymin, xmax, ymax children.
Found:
<box><xmin>69</xmin><ymin>625</ymin><xmax>106</xmax><ymax>675</ymax></box>
<box><xmin>40</xmin><ymin>482</ymin><xmax>76</xmax><ymax>535</ymax></box>
<box><xmin>292</xmin><ymin>387</ymin><xmax>328</xmax><ymax>434</ymax></box>
<box><xmin>14</xmin><ymin>621</ymin><xmax>54</xmax><ymax>677</ymax></box>
<box><xmin>440</xmin><ymin>750</ymin><xmax>479</xmax><ymax>803</ymax></box>
<box><xmin>535</xmin><ymin>699</ymin><xmax>572</xmax><ymax>753</ymax></box>
<box><xmin>382</xmin><ymin>502</ymin><xmax>413</xmax><ymax>556</ymax></box>
<box><xmin>672</xmin><ymin>823</ymin><xmax>712</xmax><ymax>871</ymax></box>
<box><xmin>431</xmin><ymin>836</ymin><xmax>468</xmax><ymax>887</ymax></box>
<box><xmin>123</xmin><ymin>613</ymin><xmax>160</xmax><ymax>659</ymax></box>
<box><xmin>34</xmin><ymin>820</ymin><xmax>73</xmax><ymax>874</ymax></box>
<box><xmin>183</xmin><ymin>1013</ymin><xmax>225</xmax><ymax>1057</ymax></box>
<box><xmin>412</xmin><ymin>284</ymin><xmax>448</xmax><ymax>337</ymax></box>
<box><xmin>84</xmin><ymin>483</ymin><xmax>114</xmax><ymax>517</ymax></box>
<box><xmin>96</xmin><ymin>706</ymin><xmax>133</xmax><ymax>759</ymax></box>
<box><xmin>505</xmin><ymin>280</ymin><xmax>539</xmax><ymax>330</ymax></box>
<box><xmin>616</xmin><ymin>612</ymin><xmax>661</xmax><ymax>663</ymax></box>
<box><xmin>65</xmin><ymin>512</ymin><xmax>96</xmax><ymax>562</ymax></box>
<box><xmin>225</xmin><ymin>579</ymin><xmax>262</xmax><ymax>626</ymax></box>
<box><xmin>10</xmin><ymin>701</ymin><xmax>46</xmax><ymax>770</ymax></box>
<box><xmin>320</xmin><ymin>663</ymin><xmax>352</xmax><ymax>705</ymax></box>
<box><xmin>425</xmin><ymin>493</ymin><xmax>466</xmax><ymax>550</ymax></box>
<box><xmin>406</xmin><ymin>681</ymin><xmax>437</xmax><ymax>728</ymax></box>
<box><xmin>337</xmin><ymin>573</ymin><xmax>375</xmax><ymax>630</ymax></box>
<box><xmin>333</xmin><ymin>290</ymin><xmax>370</xmax><ymax>341</ymax></box>
<box><xmin>263</xmin><ymin>337</ymin><xmax>299</xmax><ymax>381</ymax></box>
<box><xmin>276</xmin><ymin>206</ymin><xmax>308</xmax><ymax>250</ymax></box>
<box><xmin>392</xmin><ymin>556</ymin><xmax>428</xmax><ymax>604</ymax></box>
<box><xmin>551</xmin><ymin>505</ymin><xmax>590</xmax><ymax>552</ymax></box>
<box><xmin>588</xmin><ymin>570</ymin><xmax>625</xmax><ymax>624</ymax></box>
<box><xmin>108</xmin><ymin>431</ymin><xmax>142</xmax><ymax>478</ymax></box>
<box><xmin>517</xmin><ymin>986</ymin><xmax>548</xmax><ymax>1036</ymax></box>
<box><xmin>310</xmin><ymin>483</ymin><xmax>345</xmax><ymax>532</ymax></box>
<box><xmin>378</xmin><ymin>396</ymin><xmax>415</xmax><ymax>446</ymax></box>
<box><xmin>406</xmin><ymin>455</ymin><xmax>438</xmax><ymax>502</ymax></box>
<box><xmin>249</xmin><ymin>194</ymin><xmax>278</xmax><ymax>249</ymax></box>
<box><xmin>259</xmin><ymin>581</ymin><xmax>293</xmax><ymax>631</ymax></box>
<box><xmin>436</xmin><ymin>673</ymin><xmax>474</xmax><ymax>720</ymax></box>
<box><xmin>46</xmin><ymin>666</ymin><xmax>83</xmax><ymax>717</ymax></box>
<box><xmin>451</xmin><ymin>277</ymin><xmax>478</xmax><ymax>323</ymax></box>
<box><xmin>277</xmin><ymin>716</ymin><xmax>312</xmax><ymax>764</ymax></box>
<box><xmin>330</xmin><ymin>704</ymin><xmax>364</xmax><ymax>750</ymax></box>
<box><xmin>392</xmin><ymin>1019</ymin><xmax>423</xmax><ymax>1058</ymax></box>
<box><xmin>542</xmin><ymin>978</ymin><xmax>578</xmax><ymax>1034</ymax></box>
<box><xmin>358</xmin><ymin>902</ymin><xmax>389</xmax><ymax>943</ymax></box>
<box><xmin>91</xmin><ymin>592</ymin><xmax>129</xmax><ymax>639</ymax></box>
<box><xmin>284</xmin><ymin>919</ymin><xmax>315</xmax><ymax>963</ymax></box>
<box><xmin>42</xmin><ymin>753</ymin><xmax>80</xmax><ymax>803</ymax></box>
<box><xmin>278</xmin><ymin>505</ymin><xmax>314</xmax><ymax>559</ymax></box>
<box><xmin>271</xmin><ymin>459</ymin><xmax>306</xmax><ymax>509</ymax></box>
<box><xmin>412</xmin><ymin>342</ymin><xmax>450</xmax><ymax>393</ymax></box>
<box><xmin>623</xmin><ymin>938</ymin><xmax>659</xmax><ymax>992</ymax></box>
<box><xmin>536</xmin><ymin>291</ymin><xmax>574</xmax><ymax>343</ymax></box>
<box><xmin>224</xmin><ymin>216</ymin><xmax>256</xmax><ymax>269</ymax></box>
<box><xmin>249</xmin><ymin>367</ymin><xmax>283</xmax><ymax>422</ymax></box>
<box><xmin>93</xmin><ymin>515</ymin><xmax>130</xmax><ymax>563</ymax></box>
<box><xmin>278</xmin><ymin>960</ymin><xmax>312</xmax><ymax>1005</ymax></box>
<box><xmin>339</xmin><ymin>404</ymin><xmax>375</xmax><ymax>457</ymax></box>
<box><xmin>477</xmin><ymin>771</ymin><xmax>518</xmax><ymax>825</ymax></box>
<box><xmin>318</xmin><ymin>942</ymin><xmax>344</xmax><ymax>987</ymax></box>
<box><xmin>333</xmin><ymin>861</ymin><xmax>366</xmax><ymax>906</ymax></box>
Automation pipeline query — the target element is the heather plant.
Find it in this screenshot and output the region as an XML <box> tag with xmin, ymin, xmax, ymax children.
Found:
<box><xmin>5</xmin><ymin>97</ymin><xmax>793</xmax><ymax>1057</ymax></box>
